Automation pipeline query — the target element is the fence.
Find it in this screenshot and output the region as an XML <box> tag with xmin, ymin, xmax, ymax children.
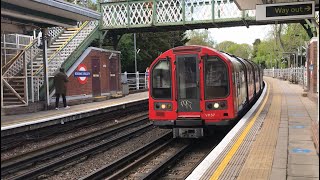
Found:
<box><xmin>264</xmin><ymin>67</ymin><xmax>307</xmax><ymax>89</ymax></box>
<box><xmin>1</xmin><ymin>34</ymin><xmax>33</xmax><ymax>66</ymax></box>
<box><xmin>121</xmin><ymin>71</ymin><xmax>149</xmax><ymax>91</ymax></box>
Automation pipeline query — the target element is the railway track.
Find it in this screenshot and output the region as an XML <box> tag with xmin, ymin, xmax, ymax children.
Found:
<box><xmin>1</xmin><ymin>113</ymin><xmax>151</xmax><ymax>180</ymax></box>
<box><xmin>79</xmin><ymin>128</ymin><xmax>229</xmax><ymax>180</ymax></box>
<box><xmin>1</xmin><ymin>101</ymin><xmax>148</xmax><ymax>152</ymax></box>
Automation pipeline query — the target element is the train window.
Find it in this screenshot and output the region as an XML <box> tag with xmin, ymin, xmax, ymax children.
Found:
<box><xmin>204</xmin><ymin>56</ymin><xmax>229</xmax><ymax>99</ymax></box>
<box><xmin>177</xmin><ymin>56</ymin><xmax>198</xmax><ymax>99</ymax></box>
<box><xmin>151</xmin><ymin>60</ymin><xmax>172</xmax><ymax>99</ymax></box>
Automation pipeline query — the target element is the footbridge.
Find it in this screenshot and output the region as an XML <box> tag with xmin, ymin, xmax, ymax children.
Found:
<box><xmin>99</xmin><ymin>0</ymin><xmax>311</xmax><ymax>33</ymax></box>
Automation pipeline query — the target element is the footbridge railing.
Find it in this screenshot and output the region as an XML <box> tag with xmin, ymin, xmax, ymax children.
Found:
<box><xmin>100</xmin><ymin>0</ymin><xmax>256</xmax><ymax>30</ymax></box>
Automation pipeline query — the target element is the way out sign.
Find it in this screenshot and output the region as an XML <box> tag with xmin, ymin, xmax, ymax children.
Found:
<box><xmin>74</xmin><ymin>64</ymin><xmax>91</xmax><ymax>84</ymax></box>
<box><xmin>256</xmin><ymin>1</ymin><xmax>315</xmax><ymax>21</ymax></box>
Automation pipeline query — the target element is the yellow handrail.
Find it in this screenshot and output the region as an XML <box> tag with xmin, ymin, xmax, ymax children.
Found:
<box><xmin>2</xmin><ymin>40</ymin><xmax>36</xmax><ymax>71</ymax></box>
<box><xmin>33</xmin><ymin>21</ymin><xmax>89</xmax><ymax>75</ymax></box>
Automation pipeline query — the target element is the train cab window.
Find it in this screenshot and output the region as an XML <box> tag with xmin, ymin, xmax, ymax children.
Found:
<box><xmin>151</xmin><ymin>60</ymin><xmax>172</xmax><ymax>99</ymax></box>
<box><xmin>204</xmin><ymin>56</ymin><xmax>229</xmax><ymax>99</ymax></box>
<box><xmin>177</xmin><ymin>56</ymin><xmax>198</xmax><ymax>99</ymax></box>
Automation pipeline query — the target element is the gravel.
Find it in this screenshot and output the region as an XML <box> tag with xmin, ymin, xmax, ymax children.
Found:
<box><xmin>1</xmin><ymin>112</ymin><xmax>147</xmax><ymax>161</ymax></box>
<box><xmin>46</xmin><ymin>128</ymin><xmax>171</xmax><ymax>180</ymax></box>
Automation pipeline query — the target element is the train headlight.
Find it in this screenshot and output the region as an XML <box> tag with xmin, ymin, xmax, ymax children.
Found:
<box><xmin>154</xmin><ymin>102</ymin><xmax>172</xmax><ymax>111</ymax></box>
<box><xmin>206</xmin><ymin>101</ymin><xmax>227</xmax><ymax>110</ymax></box>
<box><xmin>213</xmin><ymin>103</ymin><xmax>220</xmax><ymax>109</ymax></box>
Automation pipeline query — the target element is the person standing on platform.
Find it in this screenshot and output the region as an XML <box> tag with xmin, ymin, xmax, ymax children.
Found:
<box><xmin>54</xmin><ymin>67</ymin><xmax>70</xmax><ymax>110</ymax></box>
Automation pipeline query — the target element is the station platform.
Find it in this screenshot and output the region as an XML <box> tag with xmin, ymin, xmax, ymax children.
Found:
<box><xmin>1</xmin><ymin>92</ymin><xmax>148</xmax><ymax>135</ymax></box>
<box><xmin>187</xmin><ymin>77</ymin><xmax>319</xmax><ymax>180</ymax></box>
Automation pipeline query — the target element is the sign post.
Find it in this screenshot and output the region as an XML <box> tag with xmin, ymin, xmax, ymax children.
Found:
<box><xmin>256</xmin><ymin>1</ymin><xmax>315</xmax><ymax>21</ymax></box>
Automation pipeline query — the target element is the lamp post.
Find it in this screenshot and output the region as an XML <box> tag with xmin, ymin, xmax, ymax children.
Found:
<box><xmin>133</xmin><ymin>33</ymin><xmax>141</xmax><ymax>90</ymax></box>
<box><xmin>134</xmin><ymin>33</ymin><xmax>137</xmax><ymax>73</ymax></box>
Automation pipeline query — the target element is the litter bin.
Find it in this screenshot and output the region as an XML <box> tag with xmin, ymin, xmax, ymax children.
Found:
<box><xmin>122</xmin><ymin>83</ymin><xmax>129</xmax><ymax>95</ymax></box>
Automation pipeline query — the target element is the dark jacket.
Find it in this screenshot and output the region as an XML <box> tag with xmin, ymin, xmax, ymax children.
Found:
<box><xmin>54</xmin><ymin>72</ymin><xmax>68</xmax><ymax>94</ymax></box>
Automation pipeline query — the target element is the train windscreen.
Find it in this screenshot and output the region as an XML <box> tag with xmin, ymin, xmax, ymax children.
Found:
<box><xmin>204</xmin><ymin>56</ymin><xmax>229</xmax><ymax>99</ymax></box>
<box><xmin>151</xmin><ymin>60</ymin><xmax>172</xmax><ymax>99</ymax></box>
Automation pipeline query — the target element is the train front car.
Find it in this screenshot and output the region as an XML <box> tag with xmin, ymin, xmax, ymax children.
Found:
<box><xmin>149</xmin><ymin>46</ymin><xmax>239</xmax><ymax>138</ymax></box>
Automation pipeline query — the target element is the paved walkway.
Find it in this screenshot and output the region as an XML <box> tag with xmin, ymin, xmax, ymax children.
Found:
<box><xmin>238</xmin><ymin>77</ymin><xmax>319</xmax><ymax>180</ymax></box>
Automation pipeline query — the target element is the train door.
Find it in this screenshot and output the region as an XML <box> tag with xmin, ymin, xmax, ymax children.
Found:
<box><xmin>92</xmin><ymin>58</ymin><xmax>101</xmax><ymax>97</ymax></box>
<box><xmin>109</xmin><ymin>57</ymin><xmax>120</xmax><ymax>92</ymax></box>
<box><xmin>176</xmin><ymin>55</ymin><xmax>200</xmax><ymax>112</ymax></box>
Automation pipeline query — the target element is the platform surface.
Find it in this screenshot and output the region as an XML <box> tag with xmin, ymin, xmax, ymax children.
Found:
<box><xmin>1</xmin><ymin>92</ymin><xmax>148</xmax><ymax>131</ymax></box>
<box><xmin>187</xmin><ymin>77</ymin><xmax>319</xmax><ymax>180</ymax></box>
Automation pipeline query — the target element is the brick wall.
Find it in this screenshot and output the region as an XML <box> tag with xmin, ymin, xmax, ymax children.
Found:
<box><xmin>308</xmin><ymin>38</ymin><xmax>318</xmax><ymax>93</ymax></box>
<box><xmin>66</xmin><ymin>49</ymin><xmax>120</xmax><ymax>97</ymax></box>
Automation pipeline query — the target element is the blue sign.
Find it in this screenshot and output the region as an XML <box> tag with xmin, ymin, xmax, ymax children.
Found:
<box><xmin>74</xmin><ymin>71</ymin><xmax>91</xmax><ymax>77</ymax></box>
<box><xmin>291</xmin><ymin>148</ymin><xmax>311</xmax><ymax>154</ymax></box>
<box><xmin>292</xmin><ymin>125</ymin><xmax>305</xmax><ymax>129</ymax></box>
<box><xmin>309</xmin><ymin>64</ymin><xmax>313</xmax><ymax>71</ymax></box>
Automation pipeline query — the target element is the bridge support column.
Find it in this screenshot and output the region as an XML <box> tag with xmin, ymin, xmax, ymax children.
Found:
<box><xmin>42</xmin><ymin>28</ymin><xmax>50</xmax><ymax>109</ymax></box>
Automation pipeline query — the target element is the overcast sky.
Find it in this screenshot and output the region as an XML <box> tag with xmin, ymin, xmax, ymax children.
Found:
<box><xmin>209</xmin><ymin>25</ymin><xmax>273</xmax><ymax>45</ymax></box>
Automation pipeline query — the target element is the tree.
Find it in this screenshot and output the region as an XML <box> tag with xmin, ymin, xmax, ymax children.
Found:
<box><xmin>186</xmin><ymin>30</ymin><xmax>215</xmax><ymax>47</ymax></box>
<box><xmin>215</xmin><ymin>41</ymin><xmax>236</xmax><ymax>52</ymax></box>
<box><xmin>215</xmin><ymin>41</ymin><xmax>252</xmax><ymax>59</ymax></box>
<box><xmin>252</xmin><ymin>39</ymin><xmax>261</xmax><ymax>60</ymax></box>
<box><xmin>252</xmin><ymin>23</ymin><xmax>311</xmax><ymax>69</ymax></box>
<box><xmin>64</xmin><ymin>0</ymin><xmax>97</xmax><ymax>11</ymax></box>
<box><xmin>118</xmin><ymin>31</ymin><xmax>189</xmax><ymax>72</ymax></box>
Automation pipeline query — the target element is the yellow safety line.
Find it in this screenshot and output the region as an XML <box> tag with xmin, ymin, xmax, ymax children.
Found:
<box><xmin>210</xmin><ymin>82</ymin><xmax>270</xmax><ymax>180</ymax></box>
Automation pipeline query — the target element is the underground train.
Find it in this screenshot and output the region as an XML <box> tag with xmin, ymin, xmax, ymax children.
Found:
<box><xmin>148</xmin><ymin>45</ymin><xmax>264</xmax><ymax>138</ymax></box>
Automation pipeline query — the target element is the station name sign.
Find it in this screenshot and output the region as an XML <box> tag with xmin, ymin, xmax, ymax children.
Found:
<box><xmin>256</xmin><ymin>1</ymin><xmax>315</xmax><ymax>21</ymax></box>
<box><xmin>74</xmin><ymin>71</ymin><xmax>91</xmax><ymax>77</ymax></box>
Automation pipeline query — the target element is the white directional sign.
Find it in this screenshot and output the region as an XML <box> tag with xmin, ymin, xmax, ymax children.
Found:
<box><xmin>256</xmin><ymin>1</ymin><xmax>315</xmax><ymax>21</ymax></box>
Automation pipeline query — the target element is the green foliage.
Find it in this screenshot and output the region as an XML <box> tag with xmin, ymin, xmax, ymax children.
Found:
<box><xmin>251</xmin><ymin>39</ymin><xmax>261</xmax><ymax>60</ymax></box>
<box><xmin>64</xmin><ymin>0</ymin><xmax>97</xmax><ymax>11</ymax></box>
<box><xmin>118</xmin><ymin>31</ymin><xmax>189</xmax><ymax>72</ymax></box>
<box><xmin>281</xmin><ymin>24</ymin><xmax>309</xmax><ymax>52</ymax></box>
<box><xmin>252</xmin><ymin>24</ymin><xmax>311</xmax><ymax>69</ymax></box>
<box><xmin>186</xmin><ymin>30</ymin><xmax>215</xmax><ymax>47</ymax></box>
<box><xmin>215</xmin><ymin>41</ymin><xmax>252</xmax><ymax>59</ymax></box>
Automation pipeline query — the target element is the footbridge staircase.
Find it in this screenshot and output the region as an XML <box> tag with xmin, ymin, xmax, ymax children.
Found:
<box><xmin>1</xmin><ymin>21</ymin><xmax>99</xmax><ymax>107</ymax></box>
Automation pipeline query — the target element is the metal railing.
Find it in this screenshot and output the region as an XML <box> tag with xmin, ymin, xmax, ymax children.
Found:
<box><xmin>100</xmin><ymin>0</ymin><xmax>256</xmax><ymax>30</ymax></box>
<box><xmin>1</xmin><ymin>51</ymin><xmax>28</xmax><ymax>108</ymax></box>
<box><xmin>122</xmin><ymin>71</ymin><xmax>149</xmax><ymax>91</ymax></box>
<box><xmin>1</xmin><ymin>34</ymin><xmax>33</xmax><ymax>65</ymax></box>
<box><xmin>264</xmin><ymin>67</ymin><xmax>308</xmax><ymax>89</ymax></box>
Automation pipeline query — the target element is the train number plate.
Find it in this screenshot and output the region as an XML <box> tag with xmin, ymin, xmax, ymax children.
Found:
<box><xmin>204</xmin><ymin>113</ymin><xmax>215</xmax><ymax>117</ymax></box>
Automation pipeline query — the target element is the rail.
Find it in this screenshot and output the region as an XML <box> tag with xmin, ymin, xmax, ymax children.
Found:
<box><xmin>122</xmin><ymin>71</ymin><xmax>149</xmax><ymax>91</ymax></box>
<box><xmin>1</xmin><ymin>34</ymin><xmax>33</xmax><ymax>65</ymax></box>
